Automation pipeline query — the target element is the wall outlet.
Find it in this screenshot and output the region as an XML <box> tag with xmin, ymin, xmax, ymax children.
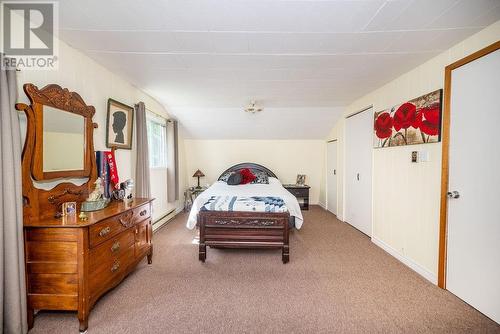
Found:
<box><xmin>411</xmin><ymin>150</ymin><xmax>430</xmax><ymax>163</ymax></box>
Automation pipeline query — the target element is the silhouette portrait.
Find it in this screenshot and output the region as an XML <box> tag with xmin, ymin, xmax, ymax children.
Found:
<box><xmin>107</xmin><ymin>99</ymin><xmax>134</xmax><ymax>149</ymax></box>
<box><xmin>112</xmin><ymin>111</ymin><xmax>126</xmax><ymax>143</ymax></box>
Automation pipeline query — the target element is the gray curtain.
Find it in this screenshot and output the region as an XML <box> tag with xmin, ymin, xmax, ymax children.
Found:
<box><xmin>167</xmin><ymin>120</ymin><xmax>179</xmax><ymax>202</ymax></box>
<box><xmin>135</xmin><ymin>102</ymin><xmax>151</xmax><ymax>198</ymax></box>
<box><xmin>1</xmin><ymin>62</ymin><xmax>28</xmax><ymax>333</ymax></box>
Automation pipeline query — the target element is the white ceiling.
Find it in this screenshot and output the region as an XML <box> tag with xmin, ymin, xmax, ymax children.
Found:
<box><xmin>56</xmin><ymin>0</ymin><xmax>500</xmax><ymax>139</ymax></box>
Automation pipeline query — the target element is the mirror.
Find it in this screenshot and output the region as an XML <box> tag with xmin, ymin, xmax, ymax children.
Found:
<box><xmin>16</xmin><ymin>83</ymin><xmax>96</xmax><ymax>181</ymax></box>
<box><xmin>17</xmin><ymin>83</ymin><xmax>98</xmax><ymax>220</ymax></box>
<box><xmin>43</xmin><ymin>107</ymin><xmax>85</xmax><ymax>172</ymax></box>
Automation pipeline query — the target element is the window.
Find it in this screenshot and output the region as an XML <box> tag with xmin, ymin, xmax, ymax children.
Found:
<box><xmin>146</xmin><ymin>113</ymin><xmax>167</xmax><ymax>168</ymax></box>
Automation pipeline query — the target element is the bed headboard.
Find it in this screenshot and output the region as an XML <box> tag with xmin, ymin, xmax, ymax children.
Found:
<box><xmin>217</xmin><ymin>163</ymin><xmax>277</xmax><ymax>180</ymax></box>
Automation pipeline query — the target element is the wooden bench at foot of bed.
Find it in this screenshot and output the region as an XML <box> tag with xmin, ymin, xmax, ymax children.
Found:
<box><xmin>198</xmin><ymin>210</ymin><xmax>290</xmax><ymax>264</ymax></box>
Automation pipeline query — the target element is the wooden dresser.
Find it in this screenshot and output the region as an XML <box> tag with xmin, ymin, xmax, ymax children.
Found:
<box><xmin>24</xmin><ymin>199</ymin><xmax>153</xmax><ymax>332</ymax></box>
<box><xmin>16</xmin><ymin>83</ymin><xmax>154</xmax><ymax>333</ymax></box>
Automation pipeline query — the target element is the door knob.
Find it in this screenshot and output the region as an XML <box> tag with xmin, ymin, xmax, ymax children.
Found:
<box><xmin>447</xmin><ymin>191</ymin><xmax>460</xmax><ymax>199</ymax></box>
<box><xmin>333</xmin><ymin>169</ymin><xmax>336</xmax><ymax>175</ymax></box>
<box><xmin>357</xmin><ymin>173</ymin><xmax>360</xmax><ymax>181</ymax></box>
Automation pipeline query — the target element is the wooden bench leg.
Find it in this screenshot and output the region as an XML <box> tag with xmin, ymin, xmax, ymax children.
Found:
<box><xmin>199</xmin><ymin>243</ymin><xmax>206</xmax><ymax>262</ymax></box>
<box><xmin>282</xmin><ymin>245</ymin><xmax>289</xmax><ymax>264</ymax></box>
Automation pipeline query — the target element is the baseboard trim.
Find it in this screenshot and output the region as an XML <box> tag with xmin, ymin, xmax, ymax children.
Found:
<box><xmin>371</xmin><ymin>237</ymin><xmax>437</xmax><ymax>285</ymax></box>
<box><xmin>317</xmin><ymin>202</ymin><xmax>327</xmax><ymax>210</ymax></box>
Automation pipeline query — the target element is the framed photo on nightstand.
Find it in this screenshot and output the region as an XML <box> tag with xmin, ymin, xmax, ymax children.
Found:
<box><xmin>296</xmin><ymin>174</ymin><xmax>306</xmax><ymax>185</ymax></box>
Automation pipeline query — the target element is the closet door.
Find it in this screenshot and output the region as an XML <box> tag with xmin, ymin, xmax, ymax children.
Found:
<box><xmin>345</xmin><ymin>108</ymin><xmax>373</xmax><ymax>236</ymax></box>
<box><xmin>326</xmin><ymin>141</ymin><xmax>337</xmax><ymax>215</ymax></box>
<box><xmin>446</xmin><ymin>48</ymin><xmax>500</xmax><ymax>324</ymax></box>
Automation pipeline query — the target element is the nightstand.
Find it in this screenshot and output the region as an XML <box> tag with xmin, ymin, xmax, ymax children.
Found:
<box><xmin>184</xmin><ymin>186</ymin><xmax>208</xmax><ymax>212</ymax></box>
<box><xmin>283</xmin><ymin>184</ymin><xmax>310</xmax><ymax>210</ymax></box>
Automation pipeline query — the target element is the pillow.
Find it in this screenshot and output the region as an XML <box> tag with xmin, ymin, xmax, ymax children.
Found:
<box><xmin>268</xmin><ymin>177</ymin><xmax>280</xmax><ymax>185</ymax></box>
<box><xmin>219</xmin><ymin>171</ymin><xmax>232</xmax><ymax>182</ymax></box>
<box><xmin>239</xmin><ymin>168</ymin><xmax>256</xmax><ymax>184</ymax></box>
<box><xmin>251</xmin><ymin>170</ymin><xmax>269</xmax><ymax>184</ymax></box>
<box><xmin>227</xmin><ymin>172</ymin><xmax>242</xmax><ymax>185</ymax></box>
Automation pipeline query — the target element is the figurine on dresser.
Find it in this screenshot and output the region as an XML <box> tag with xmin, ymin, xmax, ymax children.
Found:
<box><xmin>81</xmin><ymin>177</ymin><xmax>111</xmax><ymax>212</ymax></box>
<box><xmin>16</xmin><ymin>83</ymin><xmax>154</xmax><ymax>333</ymax></box>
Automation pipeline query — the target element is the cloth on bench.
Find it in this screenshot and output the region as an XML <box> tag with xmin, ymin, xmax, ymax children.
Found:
<box><xmin>201</xmin><ymin>196</ymin><xmax>287</xmax><ymax>213</ymax></box>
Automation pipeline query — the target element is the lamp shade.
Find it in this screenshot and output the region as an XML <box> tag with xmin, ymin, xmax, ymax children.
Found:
<box><xmin>193</xmin><ymin>169</ymin><xmax>205</xmax><ymax>178</ymax></box>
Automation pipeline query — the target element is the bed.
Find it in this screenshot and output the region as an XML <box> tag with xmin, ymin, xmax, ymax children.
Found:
<box><xmin>187</xmin><ymin>163</ymin><xmax>303</xmax><ymax>263</ymax></box>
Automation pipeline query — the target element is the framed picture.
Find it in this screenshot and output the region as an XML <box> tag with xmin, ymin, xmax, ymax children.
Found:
<box><xmin>373</xmin><ymin>89</ymin><xmax>442</xmax><ymax>148</ymax></box>
<box><xmin>62</xmin><ymin>202</ymin><xmax>76</xmax><ymax>216</ymax></box>
<box><xmin>106</xmin><ymin>99</ymin><xmax>134</xmax><ymax>150</ymax></box>
<box><xmin>296</xmin><ymin>174</ymin><xmax>306</xmax><ymax>185</ymax></box>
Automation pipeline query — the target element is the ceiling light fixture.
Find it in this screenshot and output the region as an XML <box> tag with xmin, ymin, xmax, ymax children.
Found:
<box><xmin>244</xmin><ymin>101</ymin><xmax>263</xmax><ymax>113</ymax></box>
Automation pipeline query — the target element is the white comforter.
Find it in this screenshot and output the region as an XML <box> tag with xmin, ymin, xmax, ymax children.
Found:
<box><xmin>186</xmin><ymin>177</ymin><xmax>304</xmax><ymax>229</ymax></box>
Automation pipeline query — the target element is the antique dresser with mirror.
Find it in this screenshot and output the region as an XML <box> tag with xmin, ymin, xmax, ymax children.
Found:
<box><xmin>16</xmin><ymin>84</ymin><xmax>154</xmax><ymax>333</ymax></box>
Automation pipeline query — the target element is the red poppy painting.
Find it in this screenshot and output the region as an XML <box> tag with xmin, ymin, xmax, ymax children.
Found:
<box><xmin>373</xmin><ymin>90</ymin><xmax>442</xmax><ymax>148</ymax></box>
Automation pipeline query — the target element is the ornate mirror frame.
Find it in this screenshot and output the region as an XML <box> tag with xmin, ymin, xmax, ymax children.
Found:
<box><xmin>16</xmin><ymin>83</ymin><xmax>95</xmax><ymax>180</ymax></box>
<box><xmin>16</xmin><ymin>84</ymin><xmax>98</xmax><ymax>221</ymax></box>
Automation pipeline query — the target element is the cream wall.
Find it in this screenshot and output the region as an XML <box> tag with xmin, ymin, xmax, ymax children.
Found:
<box><xmin>327</xmin><ymin>21</ymin><xmax>500</xmax><ymax>283</ymax></box>
<box><xmin>16</xmin><ymin>38</ymin><xmax>186</xmax><ymax>219</ymax></box>
<box><xmin>184</xmin><ymin>140</ymin><xmax>325</xmax><ymax>204</ymax></box>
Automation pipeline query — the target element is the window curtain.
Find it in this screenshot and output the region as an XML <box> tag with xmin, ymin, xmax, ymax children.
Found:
<box><xmin>1</xmin><ymin>61</ymin><xmax>28</xmax><ymax>333</ymax></box>
<box><xmin>135</xmin><ymin>102</ymin><xmax>151</xmax><ymax>198</ymax></box>
<box><xmin>166</xmin><ymin>120</ymin><xmax>179</xmax><ymax>202</ymax></box>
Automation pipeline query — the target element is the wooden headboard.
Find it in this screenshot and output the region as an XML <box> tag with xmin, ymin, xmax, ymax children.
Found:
<box><xmin>218</xmin><ymin>163</ymin><xmax>277</xmax><ymax>180</ymax></box>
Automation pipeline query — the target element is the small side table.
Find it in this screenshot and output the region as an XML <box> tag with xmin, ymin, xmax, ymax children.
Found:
<box><xmin>283</xmin><ymin>184</ymin><xmax>310</xmax><ymax>210</ymax></box>
<box><xmin>184</xmin><ymin>186</ymin><xmax>208</xmax><ymax>212</ymax></box>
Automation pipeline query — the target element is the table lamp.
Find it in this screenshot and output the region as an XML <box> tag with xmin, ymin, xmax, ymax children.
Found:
<box><xmin>193</xmin><ymin>169</ymin><xmax>205</xmax><ymax>189</ymax></box>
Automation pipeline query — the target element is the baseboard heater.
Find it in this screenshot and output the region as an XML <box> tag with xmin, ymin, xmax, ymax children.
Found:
<box><xmin>152</xmin><ymin>208</ymin><xmax>178</xmax><ymax>232</ymax></box>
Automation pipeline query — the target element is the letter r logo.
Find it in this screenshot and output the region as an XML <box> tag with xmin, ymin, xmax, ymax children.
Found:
<box><xmin>1</xmin><ymin>2</ymin><xmax>54</xmax><ymax>56</ymax></box>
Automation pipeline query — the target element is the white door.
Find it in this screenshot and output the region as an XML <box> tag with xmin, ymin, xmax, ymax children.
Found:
<box><xmin>446</xmin><ymin>49</ymin><xmax>500</xmax><ymax>324</ymax></box>
<box><xmin>326</xmin><ymin>141</ymin><xmax>337</xmax><ymax>215</ymax></box>
<box><xmin>345</xmin><ymin>108</ymin><xmax>373</xmax><ymax>236</ymax></box>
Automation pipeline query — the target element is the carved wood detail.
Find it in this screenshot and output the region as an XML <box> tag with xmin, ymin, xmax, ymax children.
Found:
<box><xmin>213</xmin><ymin>219</ymin><xmax>277</xmax><ymax>226</ymax></box>
<box><xmin>47</xmin><ymin>188</ymin><xmax>84</xmax><ymax>204</ymax></box>
<box><xmin>118</xmin><ymin>211</ymin><xmax>134</xmax><ymax>228</ymax></box>
<box><xmin>24</xmin><ymin>83</ymin><xmax>95</xmax><ymax>117</ymax></box>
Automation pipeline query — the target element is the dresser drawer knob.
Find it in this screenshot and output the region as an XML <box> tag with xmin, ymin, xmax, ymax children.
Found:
<box><xmin>140</xmin><ymin>209</ymin><xmax>147</xmax><ymax>216</ymax></box>
<box><xmin>99</xmin><ymin>226</ymin><xmax>111</xmax><ymax>237</ymax></box>
<box><xmin>110</xmin><ymin>241</ymin><xmax>120</xmax><ymax>253</ymax></box>
<box><xmin>111</xmin><ymin>260</ymin><xmax>120</xmax><ymax>273</ymax></box>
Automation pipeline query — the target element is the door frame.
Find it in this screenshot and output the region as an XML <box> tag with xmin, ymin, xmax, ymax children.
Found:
<box><xmin>438</xmin><ymin>41</ymin><xmax>500</xmax><ymax>289</ymax></box>
<box><xmin>326</xmin><ymin>139</ymin><xmax>338</xmax><ymax>215</ymax></box>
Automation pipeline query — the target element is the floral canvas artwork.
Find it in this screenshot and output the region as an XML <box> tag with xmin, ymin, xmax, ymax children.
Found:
<box><xmin>373</xmin><ymin>89</ymin><xmax>442</xmax><ymax>148</ymax></box>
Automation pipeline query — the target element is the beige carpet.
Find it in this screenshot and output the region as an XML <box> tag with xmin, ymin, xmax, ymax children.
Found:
<box><xmin>30</xmin><ymin>206</ymin><xmax>499</xmax><ymax>333</ymax></box>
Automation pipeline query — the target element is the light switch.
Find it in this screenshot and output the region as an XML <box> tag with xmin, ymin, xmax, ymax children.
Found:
<box><xmin>411</xmin><ymin>151</ymin><xmax>418</xmax><ymax>163</ymax></box>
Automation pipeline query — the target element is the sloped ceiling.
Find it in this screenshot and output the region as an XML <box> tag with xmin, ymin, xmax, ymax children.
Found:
<box><xmin>56</xmin><ymin>0</ymin><xmax>500</xmax><ymax>138</ymax></box>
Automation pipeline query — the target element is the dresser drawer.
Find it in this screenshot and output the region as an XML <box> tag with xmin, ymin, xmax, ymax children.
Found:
<box><xmin>88</xmin><ymin>243</ymin><xmax>134</xmax><ymax>295</ymax></box>
<box><xmin>287</xmin><ymin>187</ymin><xmax>309</xmax><ymax>197</ymax></box>
<box><xmin>89</xmin><ymin>229</ymin><xmax>134</xmax><ymax>272</ymax></box>
<box><xmin>89</xmin><ymin>210</ymin><xmax>133</xmax><ymax>248</ymax></box>
<box><xmin>132</xmin><ymin>203</ymin><xmax>151</xmax><ymax>223</ymax></box>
